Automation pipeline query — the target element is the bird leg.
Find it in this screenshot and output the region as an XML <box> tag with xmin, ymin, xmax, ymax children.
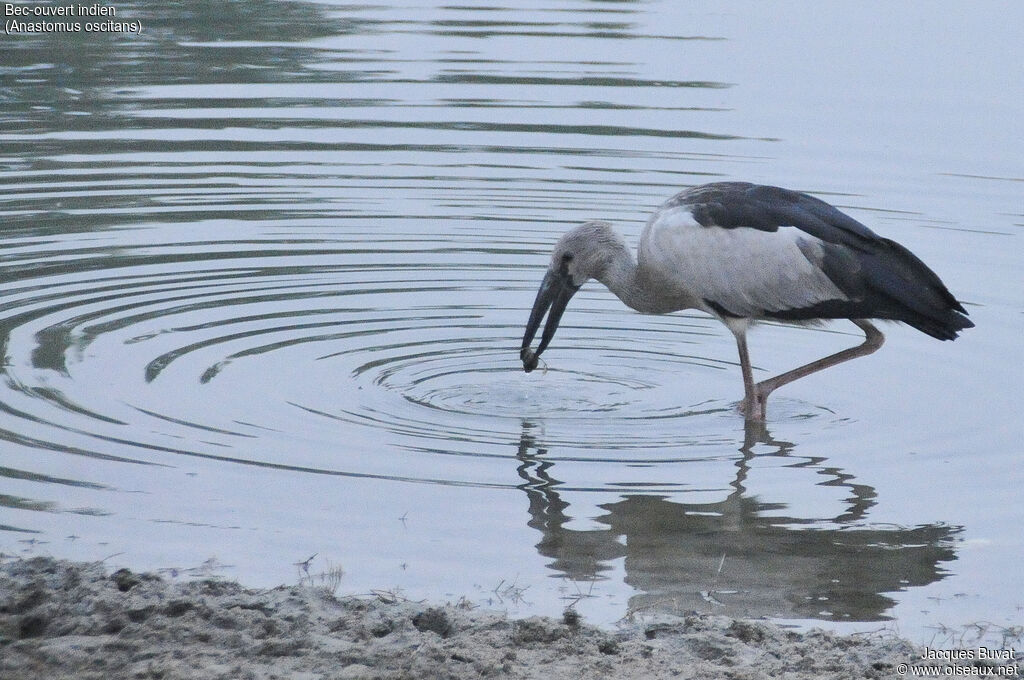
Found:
<box><xmin>735</xmin><ymin>320</ymin><xmax>885</xmax><ymax>421</ymax></box>
<box><xmin>734</xmin><ymin>330</ymin><xmax>760</xmax><ymax>419</ymax></box>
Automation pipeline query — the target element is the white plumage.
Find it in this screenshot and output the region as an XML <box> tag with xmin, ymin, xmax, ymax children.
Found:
<box><xmin>641</xmin><ymin>206</ymin><xmax>849</xmax><ymax>319</ymax></box>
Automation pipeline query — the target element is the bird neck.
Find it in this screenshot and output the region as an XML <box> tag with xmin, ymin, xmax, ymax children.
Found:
<box><xmin>596</xmin><ymin>244</ymin><xmax>672</xmax><ymax>314</ymax></box>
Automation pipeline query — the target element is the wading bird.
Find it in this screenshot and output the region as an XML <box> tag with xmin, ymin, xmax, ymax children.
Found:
<box><xmin>520</xmin><ymin>182</ymin><xmax>972</xmax><ymax>420</ymax></box>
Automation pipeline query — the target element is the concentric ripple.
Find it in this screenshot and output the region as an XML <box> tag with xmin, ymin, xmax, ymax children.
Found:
<box><xmin>0</xmin><ymin>0</ymin><xmax>838</xmax><ymax>493</ymax></box>
<box><xmin>0</xmin><ymin>208</ymin><xmax>763</xmax><ymax>482</ymax></box>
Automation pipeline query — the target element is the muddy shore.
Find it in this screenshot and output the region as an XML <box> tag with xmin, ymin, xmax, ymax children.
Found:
<box><xmin>1</xmin><ymin>557</ymin><xmax>1019</xmax><ymax>679</ymax></box>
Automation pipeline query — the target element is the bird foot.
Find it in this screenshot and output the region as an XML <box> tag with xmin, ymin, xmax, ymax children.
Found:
<box><xmin>739</xmin><ymin>386</ymin><xmax>770</xmax><ymax>421</ymax></box>
<box><xmin>739</xmin><ymin>400</ymin><xmax>766</xmax><ymax>422</ymax></box>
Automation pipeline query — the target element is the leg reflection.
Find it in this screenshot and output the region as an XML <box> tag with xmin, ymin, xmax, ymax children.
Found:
<box><xmin>514</xmin><ymin>419</ymin><xmax>961</xmax><ymax>622</ymax></box>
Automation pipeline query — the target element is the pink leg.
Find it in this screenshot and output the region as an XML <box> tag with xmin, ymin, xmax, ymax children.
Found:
<box><xmin>735</xmin><ymin>320</ymin><xmax>885</xmax><ymax>421</ymax></box>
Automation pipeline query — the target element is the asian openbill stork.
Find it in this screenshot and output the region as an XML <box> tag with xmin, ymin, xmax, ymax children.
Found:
<box><xmin>520</xmin><ymin>182</ymin><xmax>973</xmax><ymax>420</ymax></box>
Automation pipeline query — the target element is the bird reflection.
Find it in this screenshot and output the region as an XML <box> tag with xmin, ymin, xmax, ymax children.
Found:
<box><xmin>515</xmin><ymin>419</ymin><xmax>960</xmax><ymax>622</ymax></box>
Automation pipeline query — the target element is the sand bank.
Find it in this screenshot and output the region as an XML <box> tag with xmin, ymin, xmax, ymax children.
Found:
<box><xmin>1</xmin><ymin>557</ymin><xmax>1019</xmax><ymax>679</ymax></box>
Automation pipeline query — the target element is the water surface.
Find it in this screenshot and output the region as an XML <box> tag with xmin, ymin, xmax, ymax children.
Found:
<box><xmin>1</xmin><ymin>0</ymin><xmax>1021</xmax><ymax>642</ymax></box>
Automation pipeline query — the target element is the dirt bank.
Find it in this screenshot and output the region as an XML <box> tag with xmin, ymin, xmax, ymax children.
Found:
<box><xmin>1</xmin><ymin>557</ymin><xmax>1019</xmax><ymax>679</ymax></box>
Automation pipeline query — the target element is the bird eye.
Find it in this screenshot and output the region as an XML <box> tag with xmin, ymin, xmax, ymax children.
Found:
<box><xmin>561</xmin><ymin>253</ymin><xmax>574</xmax><ymax>263</ymax></box>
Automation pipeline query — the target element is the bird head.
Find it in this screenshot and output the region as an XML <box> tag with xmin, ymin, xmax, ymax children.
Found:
<box><xmin>520</xmin><ymin>221</ymin><xmax>622</xmax><ymax>372</ymax></box>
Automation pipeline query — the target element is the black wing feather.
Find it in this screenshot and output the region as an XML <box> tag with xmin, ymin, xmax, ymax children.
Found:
<box><xmin>673</xmin><ymin>182</ymin><xmax>973</xmax><ymax>339</ymax></box>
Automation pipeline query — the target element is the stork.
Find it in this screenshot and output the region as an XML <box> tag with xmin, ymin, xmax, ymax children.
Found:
<box><xmin>520</xmin><ymin>182</ymin><xmax>973</xmax><ymax>420</ymax></box>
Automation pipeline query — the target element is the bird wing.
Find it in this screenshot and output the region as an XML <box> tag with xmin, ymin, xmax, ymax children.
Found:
<box><xmin>677</xmin><ymin>182</ymin><xmax>880</xmax><ymax>247</ymax></box>
<box><xmin>641</xmin><ymin>182</ymin><xmax>971</xmax><ymax>339</ymax></box>
<box><xmin>641</xmin><ymin>184</ymin><xmax>857</xmax><ymax>319</ymax></box>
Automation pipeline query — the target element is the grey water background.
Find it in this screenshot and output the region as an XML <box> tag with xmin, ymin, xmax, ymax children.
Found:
<box><xmin>1</xmin><ymin>1</ymin><xmax>1021</xmax><ymax>641</ymax></box>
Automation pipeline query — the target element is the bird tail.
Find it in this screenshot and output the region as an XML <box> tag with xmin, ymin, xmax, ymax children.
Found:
<box><xmin>866</xmin><ymin>238</ymin><xmax>973</xmax><ymax>340</ymax></box>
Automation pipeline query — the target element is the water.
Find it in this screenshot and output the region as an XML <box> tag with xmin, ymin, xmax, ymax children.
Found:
<box><xmin>1</xmin><ymin>1</ymin><xmax>1021</xmax><ymax>642</ymax></box>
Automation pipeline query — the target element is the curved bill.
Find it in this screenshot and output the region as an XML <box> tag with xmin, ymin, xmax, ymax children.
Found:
<box><xmin>520</xmin><ymin>269</ymin><xmax>579</xmax><ymax>373</ymax></box>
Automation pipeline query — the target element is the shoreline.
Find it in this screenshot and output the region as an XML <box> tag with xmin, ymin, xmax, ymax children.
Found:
<box><xmin>2</xmin><ymin>557</ymin><xmax>1020</xmax><ymax>679</ymax></box>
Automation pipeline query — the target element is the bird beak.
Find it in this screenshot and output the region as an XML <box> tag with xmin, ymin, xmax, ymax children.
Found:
<box><xmin>520</xmin><ymin>269</ymin><xmax>579</xmax><ymax>373</ymax></box>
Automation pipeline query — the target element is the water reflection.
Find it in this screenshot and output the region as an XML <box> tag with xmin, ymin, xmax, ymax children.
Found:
<box><xmin>516</xmin><ymin>420</ymin><xmax>961</xmax><ymax>622</ymax></box>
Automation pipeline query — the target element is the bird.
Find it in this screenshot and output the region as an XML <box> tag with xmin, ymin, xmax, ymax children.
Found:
<box><xmin>519</xmin><ymin>182</ymin><xmax>973</xmax><ymax>421</ymax></box>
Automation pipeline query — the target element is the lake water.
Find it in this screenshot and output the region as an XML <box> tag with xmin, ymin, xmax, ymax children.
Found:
<box><xmin>1</xmin><ymin>0</ymin><xmax>1021</xmax><ymax>643</ymax></box>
